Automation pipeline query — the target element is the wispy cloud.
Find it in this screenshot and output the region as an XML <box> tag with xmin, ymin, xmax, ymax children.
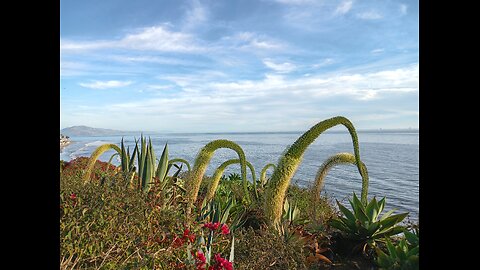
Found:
<box><xmin>371</xmin><ymin>48</ymin><xmax>385</xmax><ymax>55</ymax></box>
<box><xmin>79</xmin><ymin>80</ymin><xmax>133</xmax><ymax>89</ymax></box>
<box><xmin>263</xmin><ymin>59</ymin><xmax>296</xmax><ymax>73</ymax></box>
<box><xmin>182</xmin><ymin>0</ymin><xmax>208</xmax><ymax>30</ymax></box>
<box><xmin>335</xmin><ymin>0</ymin><xmax>354</xmax><ymax>15</ymax></box>
<box><xmin>61</xmin><ymin>25</ymin><xmax>203</xmax><ymax>53</ymax></box>
<box><xmin>399</xmin><ymin>4</ymin><xmax>408</xmax><ymax>15</ymax></box>
<box><xmin>222</xmin><ymin>32</ymin><xmax>286</xmax><ymax>51</ymax></box>
<box><xmin>312</xmin><ymin>58</ymin><xmax>334</xmax><ymax>68</ymax></box>
<box><xmin>356</xmin><ymin>10</ymin><xmax>383</xmax><ymax>20</ymax></box>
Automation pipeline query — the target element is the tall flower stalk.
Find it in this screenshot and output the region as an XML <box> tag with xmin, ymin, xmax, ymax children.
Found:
<box><xmin>185</xmin><ymin>140</ymin><xmax>249</xmax><ymax>220</ymax></box>
<box><xmin>168</xmin><ymin>158</ymin><xmax>191</xmax><ymax>171</ymax></box>
<box><xmin>204</xmin><ymin>158</ymin><xmax>257</xmax><ymax>203</ymax></box>
<box><xmin>264</xmin><ymin>116</ymin><xmax>367</xmax><ymax>227</ymax></box>
<box><xmin>83</xmin><ymin>144</ymin><xmax>121</xmax><ymax>184</ymax></box>
<box><xmin>312</xmin><ymin>152</ymin><xmax>368</xmax><ymax>220</ymax></box>
<box><xmin>260</xmin><ymin>163</ymin><xmax>276</xmax><ymax>186</ymax></box>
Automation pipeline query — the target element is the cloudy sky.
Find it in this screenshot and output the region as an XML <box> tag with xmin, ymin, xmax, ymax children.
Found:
<box><xmin>60</xmin><ymin>0</ymin><xmax>418</xmax><ymax>132</ymax></box>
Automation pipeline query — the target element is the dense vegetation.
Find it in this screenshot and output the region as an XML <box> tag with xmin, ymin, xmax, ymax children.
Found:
<box><xmin>60</xmin><ymin>116</ymin><xmax>419</xmax><ymax>269</ymax></box>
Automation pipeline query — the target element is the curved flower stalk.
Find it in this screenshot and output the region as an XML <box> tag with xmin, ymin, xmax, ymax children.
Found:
<box><xmin>264</xmin><ymin>116</ymin><xmax>368</xmax><ymax>227</ymax></box>
<box><xmin>260</xmin><ymin>163</ymin><xmax>276</xmax><ymax>186</ymax></box>
<box><xmin>83</xmin><ymin>144</ymin><xmax>122</xmax><ymax>184</ymax></box>
<box><xmin>169</xmin><ymin>158</ymin><xmax>191</xmax><ymax>172</ymax></box>
<box><xmin>185</xmin><ymin>140</ymin><xmax>249</xmax><ymax>219</ymax></box>
<box><xmin>204</xmin><ymin>159</ymin><xmax>257</xmax><ymax>203</ymax></box>
<box><xmin>312</xmin><ymin>152</ymin><xmax>369</xmax><ymax>220</ymax></box>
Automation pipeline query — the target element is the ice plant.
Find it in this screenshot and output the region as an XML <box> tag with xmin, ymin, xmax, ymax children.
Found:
<box><xmin>264</xmin><ymin>116</ymin><xmax>368</xmax><ymax>228</ymax></box>
<box><xmin>83</xmin><ymin>144</ymin><xmax>122</xmax><ymax>184</ymax></box>
<box><xmin>204</xmin><ymin>158</ymin><xmax>258</xmax><ymax>203</ymax></box>
<box><xmin>203</xmin><ymin>222</ymin><xmax>221</xmax><ymax>231</ymax></box>
<box><xmin>185</xmin><ymin>139</ymin><xmax>249</xmax><ymax>220</ymax></box>
<box><xmin>260</xmin><ymin>163</ymin><xmax>276</xmax><ymax>186</ymax></box>
<box><xmin>312</xmin><ymin>152</ymin><xmax>369</xmax><ymax>220</ymax></box>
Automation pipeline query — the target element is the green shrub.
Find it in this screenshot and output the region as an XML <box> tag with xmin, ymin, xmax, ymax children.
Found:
<box><xmin>375</xmin><ymin>228</ymin><xmax>419</xmax><ymax>270</ymax></box>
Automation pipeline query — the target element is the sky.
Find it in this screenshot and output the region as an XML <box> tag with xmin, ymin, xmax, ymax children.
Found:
<box><xmin>60</xmin><ymin>0</ymin><xmax>418</xmax><ymax>133</ymax></box>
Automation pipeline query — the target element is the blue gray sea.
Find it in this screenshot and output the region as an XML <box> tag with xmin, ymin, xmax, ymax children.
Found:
<box><xmin>60</xmin><ymin>131</ymin><xmax>419</xmax><ymax>221</ymax></box>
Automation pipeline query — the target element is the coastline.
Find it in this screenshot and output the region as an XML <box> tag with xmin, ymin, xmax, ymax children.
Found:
<box><xmin>60</xmin><ymin>138</ymin><xmax>71</xmax><ymax>152</ymax></box>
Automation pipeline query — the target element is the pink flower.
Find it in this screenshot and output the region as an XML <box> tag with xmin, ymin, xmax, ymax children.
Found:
<box><xmin>70</xmin><ymin>193</ymin><xmax>76</xmax><ymax>200</ymax></box>
<box><xmin>183</xmin><ymin>228</ymin><xmax>196</xmax><ymax>243</ymax></box>
<box><xmin>220</xmin><ymin>224</ymin><xmax>230</xmax><ymax>235</ymax></box>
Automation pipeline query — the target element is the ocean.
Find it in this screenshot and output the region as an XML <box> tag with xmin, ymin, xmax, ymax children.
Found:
<box><xmin>60</xmin><ymin>131</ymin><xmax>419</xmax><ymax>221</ymax></box>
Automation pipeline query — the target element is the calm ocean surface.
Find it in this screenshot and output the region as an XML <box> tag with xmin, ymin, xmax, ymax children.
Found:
<box><xmin>60</xmin><ymin>131</ymin><xmax>419</xmax><ymax>221</ymax></box>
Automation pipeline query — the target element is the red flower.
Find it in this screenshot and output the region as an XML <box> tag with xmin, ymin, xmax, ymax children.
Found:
<box><xmin>183</xmin><ymin>228</ymin><xmax>196</xmax><ymax>243</ymax></box>
<box><xmin>203</xmin><ymin>222</ymin><xmax>221</xmax><ymax>231</ymax></box>
<box><xmin>70</xmin><ymin>193</ymin><xmax>76</xmax><ymax>200</ymax></box>
<box><xmin>195</xmin><ymin>251</ymin><xmax>207</xmax><ymax>270</ymax></box>
<box><xmin>172</xmin><ymin>235</ymin><xmax>184</xmax><ymax>248</ymax></box>
<box><xmin>220</xmin><ymin>224</ymin><xmax>230</xmax><ymax>235</ymax></box>
<box><xmin>210</xmin><ymin>254</ymin><xmax>233</xmax><ymax>270</ymax></box>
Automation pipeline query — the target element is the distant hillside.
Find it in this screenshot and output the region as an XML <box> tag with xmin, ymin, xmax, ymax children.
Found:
<box><xmin>60</xmin><ymin>126</ymin><xmax>147</xmax><ymax>137</ymax></box>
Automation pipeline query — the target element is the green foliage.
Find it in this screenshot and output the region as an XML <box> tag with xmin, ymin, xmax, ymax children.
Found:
<box><xmin>376</xmin><ymin>229</ymin><xmax>419</xmax><ymax>270</ymax></box>
<box><xmin>313</xmin><ymin>152</ymin><xmax>368</xmax><ymax>220</ymax></box>
<box><xmin>185</xmin><ymin>139</ymin><xmax>249</xmax><ymax>221</ymax></box>
<box><xmin>330</xmin><ymin>193</ymin><xmax>408</xmax><ymax>250</ymax></box>
<box><xmin>265</xmin><ymin>116</ymin><xmax>368</xmax><ymax>228</ymax></box>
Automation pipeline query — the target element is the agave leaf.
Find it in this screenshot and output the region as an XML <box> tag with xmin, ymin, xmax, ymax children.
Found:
<box><xmin>351</xmin><ymin>193</ymin><xmax>369</xmax><ymax>223</ymax></box>
<box><xmin>329</xmin><ymin>219</ymin><xmax>348</xmax><ymax>231</ymax></box>
<box><xmin>142</xmin><ymin>145</ymin><xmax>153</xmax><ymax>193</ymax></box>
<box><xmin>375</xmin><ymin>247</ymin><xmax>391</xmax><ymax>267</ymax></box>
<box><xmin>377</xmin><ymin>225</ymin><xmax>405</xmax><ymax>238</ymax></box>
<box><xmin>129</xmin><ymin>141</ymin><xmax>138</xmax><ymax>172</ymax></box>
<box><xmin>366</xmin><ymin>222</ymin><xmax>380</xmax><ymax>235</ymax></box>
<box><xmin>385</xmin><ymin>238</ymin><xmax>397</xmax><ymax>259</ymax></box>
<box><xmin>121</xmin><ymin>138</ymin><xmax>127</xmax><ymax>172</ymax></box>
<box><xmin>404</xmin><ymin>230</ymin><xmax>419</xmax><ymax>246</ymax></box>
<box><xmin>407</xmin><ymin>246</ymin><xmax>419</xmax><ymax>257</ymax></box>
<box><xmin>377</xmin><ymin>197</ymin><xmax>386</xmax><ymax>214</ymax></box>
<box><xmin>138</xmin><ymin>136</ymin><xmax>147</xmax><ymax>182</ymax></box>
<box><xmin>220</xmin><ymin>196</ymin><xmax>234</xmax><ymax>224</ymax></box>
<box><xmin>379</xmin><ymin>209</ymin><xmax>395</xmax><ymax>221</ymax></box>
<box><xmin>365</xmin><ymin>197</ymin><xmax>378</xmax><ymax>221</ymax></box>
<box><xmin>156</xmin><ymin>143</ymin><xmax>169</xmax><ymax>182</ymax></box>
<box><xmin>337</xmin><ymin>200</ymin><xmax>356</xmax><ymax>222</ymax></box>
<box><xmin>380</xmin><ymin>213</ymin><xmax>408</xmax><ymax>228</ymax></box>
<box><xmin>396</xmin><ymin>245</ymin><xmax>407</xmax><ymax>261</ymax></box>
<box><xmin>338</xmin><ymin>216</ymin><xmax>357</xmax><ymax>232</ymax></box>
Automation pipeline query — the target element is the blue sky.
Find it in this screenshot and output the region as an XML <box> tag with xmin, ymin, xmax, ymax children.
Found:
<box><xmin>60</xmin><ymin>0</ymin><xmax>418</xmax><ymax>132</ymax></box>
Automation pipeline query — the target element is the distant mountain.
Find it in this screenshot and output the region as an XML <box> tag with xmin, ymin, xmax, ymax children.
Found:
<box><xmin>60</xmin><ymin>126</ymin><xmax>151</xmax><ymax>137</ymax></box>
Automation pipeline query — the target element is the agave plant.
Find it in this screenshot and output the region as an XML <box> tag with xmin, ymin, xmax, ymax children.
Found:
<box><xmin>330</xmin><ymin>193</ymin><xmax>408</xmax><ymax>252</ymax></box>
<box><xmin>375</xmin><ymin>228</ymin><xmax>419</xmax><ymax>270</ymax></box>
<box><xmin>264</xmin><ymin>116</ymin><xmax>368</xmax><ymax>227</ymax></box>
<box><xmin>312</xmin><ymin>152</ymin><xmax>368</xmax><ymax>220</ymax></box>
<box><xmin>204</xmin><ymin>158</ymin><xmax>258</xmax><ymax>204</ymax></box>
<box><xmin>83</xmin><ymin>136</ymin><xmax>171</xmax><ymax>194</ymax></box>
<box><xmin>185</xmin><ymin>139</ymin><xmax>249</xmax><ymax>220</ymax></box>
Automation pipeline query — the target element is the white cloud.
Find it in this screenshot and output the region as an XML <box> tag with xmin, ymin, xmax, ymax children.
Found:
<box><xmin>400</xmin><ymin>4</ymin><xmax>408</xmax><ymax>15</ymax></box>
<box><xmin>335</xmin><ymin>0</ymin><xmax>354</xmax><ymax>15</ymax></box>
<box><xmin>371</xmin><ymin>48</ymin><xmax>385</xmax><ymax>55</ymax></box>
<box><xmin>79</xmin><ymin>80</ymin><xmax>133</xmax><ymax>89</ymax></box>
<box><xmin>61</xmin><ymin>25</ymin><xmax>202</xmax><ymax>53</ymax></box>
<box><xmin>263</xmin><ymin>59</ymin><xmax>296</xmax><ymax>73</ymax></box>
<box><xmin>356</xmin><ymin>10</ymin><xmax>383</xmax><ymax>20</ymax></box>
